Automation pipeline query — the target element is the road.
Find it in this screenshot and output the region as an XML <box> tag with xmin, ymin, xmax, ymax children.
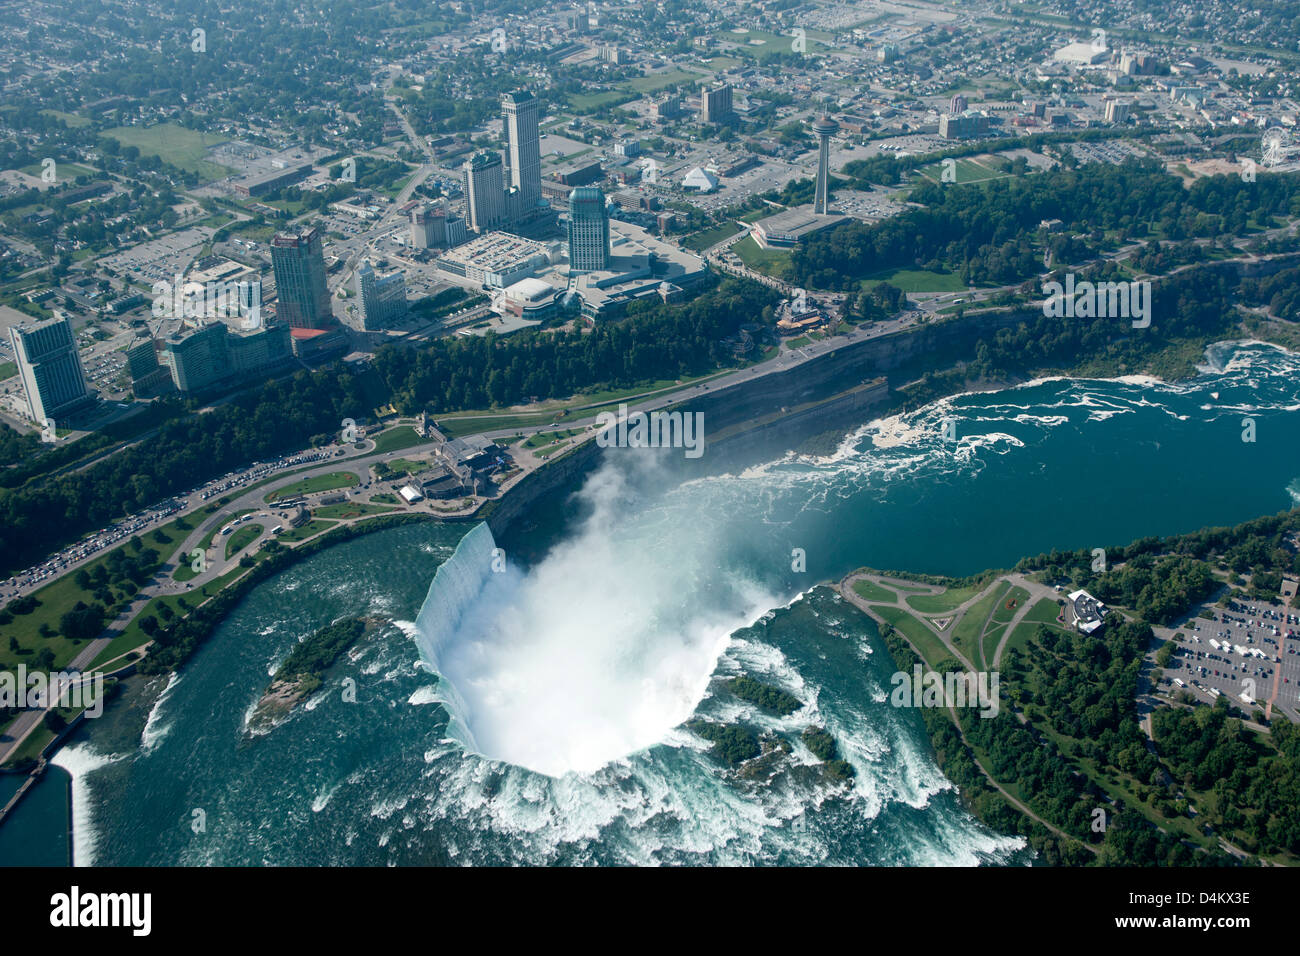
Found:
<box><xmin>331</xmin><ymin>161</ymin><xmax>435</xmax><ymax>298</ymax></box>
<box><xmin>327</xmin><ymin>97</ymin><xmax>441</xmax><ymax>303</ymax></box>
<box><xmin>0</xmin><ymin>287</ymin><xmax>932</xmax><ymax>611</ymax></box>
<box><xmin>837</xmin><ymin>570</ymin><xmax>1095</xmax><ymax>852</ymax></box>
<box><xmin>0</xmin><ymin>304</ymin><xmax>928</xmax><ymax>763</ymax></box>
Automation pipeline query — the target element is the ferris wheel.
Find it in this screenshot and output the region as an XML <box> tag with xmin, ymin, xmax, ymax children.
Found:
<box><xmin>1261</xmin><ymin>128</ymin><xmax>1291</xmax><ymax>169</ymax></box>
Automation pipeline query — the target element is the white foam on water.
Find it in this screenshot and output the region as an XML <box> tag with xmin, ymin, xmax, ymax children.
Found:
<box><xmin>128</xmin><ymin>339</ymin><xmax>1294</xmax><ymax>866</ymax></box>
<box><xmin>413</xmin><ymin>455</ymin><xmax>780</xmax><ymax>778</ymax></box>
<box><xmin>139</xmin><ymin>671</ymin><xmax>180</xmax><ymax>753</ymax></box>
<box><xmin>303</xmin><ymin>687</ymin><xmax>328</xmax><ymax>711</ymax></box>
<box><xmin>50</xmin><ymin>743</ymin><xmax>120</xmax><ymax>867</ymax></box>
<box><xmin>408</xmin><ymin>685</ymin><xmax>440</xmax><ymax>706</ymax></box>
<box><xmin>312</xmin><ymin>781</ymin><xmax>341</xmax><ymax>813</ymax></box>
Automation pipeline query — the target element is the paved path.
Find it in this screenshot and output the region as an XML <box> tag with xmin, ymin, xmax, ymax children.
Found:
<box><xmin>837</xmin><ymin>571</ymin><xmax>1094</xmax><ymax>853</ymax></box>
<box><xmin>838</xmin><ymin>570</ymin><xmax>1059</xmax><ymax>672</ymax></box>
<box><xmin>989</xmin><ymin>574</ymin><xmax>1062</xmax><ymax>668</ymax></box>
<box><xmin>5</xmin><ymin>286</ymin><xmax>932</xmax><ymax>606</ymax></box>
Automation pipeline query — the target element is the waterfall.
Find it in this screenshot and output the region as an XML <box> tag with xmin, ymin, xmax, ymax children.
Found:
<box><xmin>404</xmin><ymin>457</ymin><xmax>779</xmax><ymax>777</ymax></box>
<box><xmin>413</xmin><ymin>522</ymin><xmax>499</xmax><ymax>752</ymax></box>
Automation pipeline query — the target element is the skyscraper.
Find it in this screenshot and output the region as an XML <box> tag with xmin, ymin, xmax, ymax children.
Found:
<box><xmin>567</xmin><ymin>187</ymin><xmax>610</xmax><ymax>272</ymax></box>
<box><xmin>700</xmin><ymin>83</ymin><xmax>733</xmax><ymax>124</ymax></box>
<box><xmin>356</xmin><ymin>261</ymin><xmax>408</xmax><ymax>331</ymax></box>
<box><xmin>9</xmin><ymin>314</ymin><xmax>92</xmax><ymax>424</ymax></box>
<box><xmin>502</xmin><ymin>91</ymin><xmax>542</xmax><ymax>212</ymax></box>
<box><xmin>271</xmin><ymin>228</ymin><xmax>331</xmax><ymax>329</ymax></box>
<box><xmin>811</xmin><ymin>114</ymin><xmax>839</xmax><ymax>216</ymax></box>
<box><xmin>410</xmin><ymin>203</ymin><xmax>447</xmax><ymax>249</ymax></box>
<box><xmin>163</xmin><ymin>322</ymin><xmax>229</xmax><ymax>393</ymax></box>
<box><xmin>1104</xmin><ymin>99</ymin><xmax>1131</xmax><ymax>124</ymax></box>
<box><xmin>126</xmin><ymin>333</ymin><xmax>171</xmax><ymax>398</ymax></box>
<box><xmin>464</xmin><ymin>152</ymin><xmax>506</xmax><ymax>233</ymax></box>
<box><xmin>162</xmin><ymin>323</ymin><xmax>291</xmax><ymax>393</ymax></box>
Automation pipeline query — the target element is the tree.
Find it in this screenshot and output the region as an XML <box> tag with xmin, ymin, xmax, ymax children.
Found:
<box><xmin>1155</xmin><ymin>641</ymin><xmax>1176</xmax><ymax>668</ymax></box>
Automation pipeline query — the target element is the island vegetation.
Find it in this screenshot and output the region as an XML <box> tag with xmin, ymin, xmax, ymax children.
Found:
<box><xmin>686</xmin><ymin>719</ymin><xmax>761</xmax><ymax>766</ymax></box>
<box><xmin>726</xmin><ymin>675</ymin><xmax>802</xmax><ymax>716</ymax></box>
<box><xmin>801</xmin><ymin>726</ymin><xmax>854</xmax><ymax>782</ymax></box>
<box><xmin>248</xmin><ymin>617</ymin><xmax>367</xmax><ymax>731</ymax></box>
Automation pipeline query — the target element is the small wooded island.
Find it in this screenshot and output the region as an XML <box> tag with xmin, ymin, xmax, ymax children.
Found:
<box><xmin>247</xmin><ymin>617</ymin><xmax>373</xmax><ymax>733</ymax></box>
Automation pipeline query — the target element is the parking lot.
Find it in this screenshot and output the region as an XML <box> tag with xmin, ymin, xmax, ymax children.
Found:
<box><xmin>1070</xmin><ymin>139</ymin><xmax>1148</xmax><ymax>166</ymax></box>
<box><xmin>1162</xmin><ymin>598</ymin><xmax>1300</xmax><ymax>722</ymax></box>
<box><xmin>0</xmin><ymin>446</ymin><xmax>344</xmax><ymax>601</ymax></box>
<box><xmin>98</xmin><ymin>226</ymin><xmax>217</xmax><ymax>286</ymax></box>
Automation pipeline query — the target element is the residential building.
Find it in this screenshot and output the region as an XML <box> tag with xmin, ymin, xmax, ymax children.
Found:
<box><xmin>464</xmin><ymin>152</ymin><xmax>506</xmax><ymax>233</ymax></box>
<box><xmin>163</xmin><ymin>322</ymin><xmax>291</xmax><ymax>393</ymax></box>
<box><xmin>9</xmin><ymin>314</ymin><xmax>92</xmax><ymax>424</ymax></box>
<box><xmin>700</xmin><ymin>82</ymin><xmax>734</xmax><ymax>124</ymax></box>
<box><xmin>411</xmin><ymin>203</ymin><xmax>447</xmax><ymax>249</ymax></box>
<box><xmin>939</xmin><ymin>110</ymin><xmax>990</xmax><ymax>140</ymax></box>
<box><xmin>1104</xmin><ymin>99</ymin><xmax>1131</xmax><ymax>124</ymax></box>
<box><xmin>356</xmin><ymin>261</ymin><xmax>408</xmax><ymax>331</ymax></box>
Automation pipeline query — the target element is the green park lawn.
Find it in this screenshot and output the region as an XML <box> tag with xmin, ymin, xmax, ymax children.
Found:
<box><xmin>524</xmin><ymin>429</ymin><xmax>582</xmax><ymax>448</ymax></box>
<box><xmin>40</xmin><ymin>109</ymin><xmax>91</xmax><ymax>128</ymax></box>
<box><xmin>380</xmin><ymin>457</ymin><xmax>430</xmax><ymax>476</ymax></box>
<box><xmin>858</xmin><ymin>268</ymin><xmax>969</xmax><ymax>294</ymax></box>
<box><xmin>1002</xmin><ymin>600</ymin><xmax>1070</xmax><ymax>661</ymax></box>
<box><xmin>88</xmin><ymin>564</ymin><xmax>254</xmax><ymax>669</ymax></box>
<box><xmin>313</xmin><ymin>502</ymin><xmax>397</xmax><ymax>519</ymax></box>
<box><xmin>195</xmin><ymin>510</ymin><xmax>257</xmax><ymax>553</ymax></box>
<box><xmin>991</xmin><ymin>586</ymin><xmax>1031</xmax><ymax>626</ymax></box>
<box><xmin>1024</xmin><ymin>596</ymin><xmax>1067</xmax><ymax>627</ymax></box>
<box><xmin>0</xmin><ymin>517</ymin><xmax>195</xmax><ymax>672</ymax></box>
<box><xmin>870</xmin><ymin>605</ymin><xmax>957</xmax><ymax>670</ymax></box>
<box><xmin>19</xmin><ymin>161</ymin><xmax>99</xmax><ymax>181</ymax></box>
<box><xmin>951</xmin><ymin>582</ymin><xmax>1009</xmax><ymax>661</ymax></box>
<box><xmin>681</xmin><ymin>222</ymin><xmax>744</xmax><ymax>252</ymax></box>
<box><xmin>905</xmin><ymin>584</ymin><xmax>984</xmax><ymax>615</ymax></box>
<box><xmin>278</xmin><ymin>519</ymin><xmax>338</xmax><ymax>543</ymax></box>
<box><xmin>101</xmin><ymin>124</ymin><xmax>231</xmax><ymax>181</ymax></box>
<box><xmin>627</xmin><ymin>69</ymin><xmax>699</xmax><ymax>92</ymax></box>
<box><xmin>224</xmin><ymin>525</ymin><xmax>263</xmax><ymax>560</ymax></box>
<box><xmin>568</xmin><ymin>89</ymin><xmax>631</xmax><ymax>110</ymax></box>
<box><xmin>266</xmin><ymin>472</ymin><xmax>358</xmax><ymax>502</ymax></box>
<box><xmin>732</xmin><ymin>235</ymin><xmax>791</xmax><ymax>276</ymax></box>
<box><xmin>439</xmin><ymin>413</ymin><xmax>556</xmax><ymax>438</ymax></box>
<box><xmin>436</xmin><ymin>369</ymin><xmax>737</xmax><ymax>438</ymax></box>
<box><xmin>917</xmin><ymin>156</ymin><xmax>1009</xmax><ymax>185</ymax></box>
<box><xmin>979</xmin><ymin>623</ymin><xmax>1008</xmax><ymax>669</ymax></box>
<box><xmin>852</xmin><ymin>579</ymin><xmax>897</xmax><ymax>603</ymax></box>
<box><xmin>369</xmin><ymin>425</ymin><xmax>424</xmax><ymax>454</ymax></box>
